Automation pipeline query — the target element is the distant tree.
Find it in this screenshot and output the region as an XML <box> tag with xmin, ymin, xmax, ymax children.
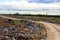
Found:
<box><xmin>14</xmin><ymin>13</ymin><xmax>20</xmax><ymax>16</ymax></box>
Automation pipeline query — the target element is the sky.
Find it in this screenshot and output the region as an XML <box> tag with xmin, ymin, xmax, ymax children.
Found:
<box><xmin>0</xmin><ymin>0</ymin><xmax>60</xmax><ymax>15</ymax></box>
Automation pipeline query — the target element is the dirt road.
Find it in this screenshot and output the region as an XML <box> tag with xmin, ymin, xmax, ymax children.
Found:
<box><xmin>0</xmin><ymin>15</ymin><xmax>60</xmax><ymax>40</ymax></box>
<box><xmin>41</xmin><ymin>22</ymin><xmax>60</xmax><ymax>40</ymax></box>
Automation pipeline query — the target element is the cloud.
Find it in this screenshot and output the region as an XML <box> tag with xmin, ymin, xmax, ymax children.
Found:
<box><xmin>0</xmin><ymin>0</ymin><xmax>60</xmax><ymax>15</ymax></box>
<box><xmin>0</xmin><ymin>0</ymin><xmax>60</xmax><ymax>10</ymax></box>
<box><xmin>28</xmin><ymin>0</ymin><xmax>60</xmax><ymax>3</ymax></box>
<box><xmin>0</xmin><ymin>0</ymin><xmax>19</xmax><ymax>2</ymax></box>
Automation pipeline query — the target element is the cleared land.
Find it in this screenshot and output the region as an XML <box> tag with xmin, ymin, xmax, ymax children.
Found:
<box><xmin>0</xmin><ymin>15</ymin><xmax>47</xmax><ymax>40</ymax></box>
<box><xmin>0</xmin><ymin>15</ymin><xmax>60</xmax><ymax>40</ymax></box>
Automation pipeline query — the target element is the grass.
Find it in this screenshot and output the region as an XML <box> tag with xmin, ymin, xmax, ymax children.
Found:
<box><xmin>1</xmin><ymin>14</ymin><xmax>60</xmax><ymax>24</ymax></box>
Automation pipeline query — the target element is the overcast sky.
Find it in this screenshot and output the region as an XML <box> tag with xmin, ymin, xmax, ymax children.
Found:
<box><xmin>0</xmin><ymin>0</ymin><xmax>60</xmax><ymax>15</ymax></box>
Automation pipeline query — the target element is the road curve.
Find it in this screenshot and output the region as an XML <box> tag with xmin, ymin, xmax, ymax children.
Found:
<box><xmin>0</xmin><ymin>15</ymin><xmax>60</xmax><ymax>40</ymax></box>
<box><xmin>40</xmin><ymin>22</ymin><xmax>60</xmax><ymax>40</ymax></box>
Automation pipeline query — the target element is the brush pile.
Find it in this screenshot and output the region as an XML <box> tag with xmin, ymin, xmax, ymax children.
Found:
<box><xmin>0</xmin><ymin>18</ymin><xmax>47</xmax><ymax>40</ymax></box>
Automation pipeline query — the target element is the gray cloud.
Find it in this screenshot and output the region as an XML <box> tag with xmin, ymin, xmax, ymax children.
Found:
<box><xmin>28</xmin><ymin>0</ymin><xmax>60</xmax><ymax>3</ymax></box>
